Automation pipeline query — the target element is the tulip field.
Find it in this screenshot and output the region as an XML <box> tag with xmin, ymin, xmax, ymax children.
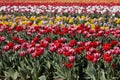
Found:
<box><xmin>0</xmin><ymin>2</ymin><xmax>120</xmax><ymax>80</ymax></box>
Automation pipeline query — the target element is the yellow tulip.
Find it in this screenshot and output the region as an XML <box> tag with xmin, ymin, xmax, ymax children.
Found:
<box><xmin>2</xmin><ymin>16</ymin><xmax>7</xmax><ymax>20</ymax></box>
<box><xmin>32</xmin><ymin>24</ymin><xmax>37</xmax><ymax>26</ymax></box>
<box><xmin>90</xmin><ymin>19</ymin><xmax>94</xmax><ymax>23</ymax></box>
<box><xmin>30</xmin><ymin>16</ymin><xmax>36</xmax><ymax>21</ymax></box>
<box><xmin>16</xmin><ymin>19</ymin><xmax>19</xmax><ymax>23</ymax></box>
<box><xmin>56</xmin><ymin>16</ymin><xmax>60</xmax><ymax>20</ymax></box>
<box><xmin>69</xmin><ymin>18</ymin><xmax>73</xmax><ymax>23</ymax></box>
<box><xmin>43</xmin><ymin>16</ymin><xmax>47</xmax><ymax>19</ymax></box>
<box><xmin>49</xmin><ymin>22</ymin><xmax>53</xmax><ymax>25</ymax></box>
<box><xmin>23</xmin><ymin>17</ymin><xmax>28</xmax><ymax>21</ymax></box>
<box><xmin>0</xmin><ymin>22</ymin><xmax>3</xmax><ymax>25</ymax></box>
<box><xmin>105</xmin><ymin>26</ymin><xmax>109</xmax><ymax>30</ymax></box>
<box><xmin>86</xmin><ymin>22</ymin><xmax>90</xmax><ymax>25</ymax></box>
<box><xmin>36</xmin><ymin>17</ymin><xmax>40</xmax><ymax>20</ymax></box>
<box><xmin>7</xmin><ymin>15</ymin><xmax>11</xmax><ymax>18</ymax></box>
<box><xmin>63</xmin><ymin>16</ymin><xmax>67</xmax><ymax>20</ymax></box>
<box><xmin>81</xmin><ymin>15</ymin><xmax>86</xmax><ymax>19</ymax></box>
<box><xmin>0</xmin><ymin>15</ymin><xmax>3</xmax><ymax>19</ymax></box>
<box><xmin>38</xmin><ymin>21</ymin><xmax>44</xmax><ymax>26</ymax></box>
<box><xmin>91</xmin><ymin>24</ymin><xmax>95</xmax><ymax>29</ymax></box>
<box><xmin>116</xmin><ymin>18</ymin><xmax>120</xmax><ymax>24</ymax></box>
<box><xmin>77</xmin><ymin>17</ymin><xmax>81</xmax><ymax>21</ymax></box>
<box><xmin>100</xmin><ymin>26</ymin><xmax>105</xmax><ymax>29</ymax></box>
<box><xmin>9</xmin><ymin>22</ymin><xmax>14</xmax><ymax>26</ymax></box>
<box><xmin>3</xmin><ymin>21</ymin><xmax>8</xmax><ymax>25</ymax></box>
<box><xmin>60</xmin><ymin>24</ymin><xmax>64</xmax><ymax>27</ymax></box>
<box><xmin>22</xmin><ymin>21</ymin><xmax>29</xmax><ymax>25</ymax></box>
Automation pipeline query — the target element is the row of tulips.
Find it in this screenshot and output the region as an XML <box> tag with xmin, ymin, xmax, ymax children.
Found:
<box><xmin>0</xmin><ymin>12</ymin><xmax>120</xmax><ymax>79</ymax></box>
<box><xmin>0</xmin><ymin>13</ymin><xmax>120</xmax><ymax>28</ymax></box>
<box><xmin>0</xmin><ymin>4</ymin><xmax>120</xmax><ymax>14</ymax></box>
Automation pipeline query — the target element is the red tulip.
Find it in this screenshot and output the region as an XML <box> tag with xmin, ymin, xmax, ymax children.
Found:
<box><xmin>69</xmin><ymin>40</ymin><xmax>77</xmax><ymax>47</ymax></box>
<box><xmin>112</xmin><ymin>64</ymin><xmax>116</xmax><ymax>69</ymax></box>
<box><xmin>94</xmin><ymin>53</ymin><xmax>101</xmax><ymax>59</ymax></box>
<box><xmin>111</xmin><ymin>40</ymin><xmax>118</xmax><ymax>46</ymax></box>
<box><xmin>103</xmin><ymin>43</ymin><xmax>111</xmax><ymax>51</ymax></box>
<box><xmin>27</xmin><ymin>47</ymin><xmax>35</xmax><ymax>54</ymax></box>
<box><xmin>18</xmin><ymin>38</ymin><xmax>27</xmax><ymax>44</ymax></box>
<box><xmin>7</xmin><ymin>42</ymin><xmax>15</xmax><ymax>49</ymax></box>
<box><xmin>93</xmin><ymin>58</ymin><xmax>98</xmax><ymax>63</ymax></box>
<box><xmin>0</xmin><ymin>36</ymin><xmax>6</xmax><ymax>42</ymax></box>
<box><xmin>55</xmin><ymin>42</ymin><xmax>62</xmax><ymax>49</ymax></box>
<box><xmin>103</xmin><ymin>53</ymin><xmax>113</xmax><ymax>63</ymax></box>
<box><xmin>68</xmin><ymin>56</ymin><xmax>75</xmax><ymax>62</ymax></box>
<box><xmin>31</xmin><ymin>52</ymin><xmax>37</xmax><ymax>58</ymax></box>
<box><xmin>75</xmin><ymin>48</ymin><xmax>82</xmax><ymax>54</ymax></box>
<box><xmin>40</xmin><ymin>40</ymin><xmax>48</xmax><ymax>48</ymax></box>
<box><xmin>19</xmin><ymin>51</ymin><xmax>26</xmax><ymax>57</ymax></box>
<box><xmin>50</xmin><ymin>46</ymin><xmax>57</xmax><ymax>52</ymax></box>
<box><xmin>13</xmin><ymin>44</ymin><xmax>21</xmax><ymax>51</ymax></box>
<box><xmin>45</xmin><ymin>28</ymin><xmax>52</xmax><ymax>33</ymax></box>
<box><xmin>36</xmin><ymin>47</ymin><xmax>44</xmax><ymax>56</ymax></box>
<box><xmin>16</xmin><ymin>26</ymin><xmax>24</xmax><ymax>32</ymax></box>
<box><xmin>12</xmin><ymin>36</ymin><xmax>19</xmax><ymax>41</ymax></box>
<box><xmin>57</xmin><ymin>48</ymin><xmax>64</xmax><ymax>55</ymax></box>
<box><xmin>21</xmin><ymin>42</ymin><xmax>29</xmax><ymax>49</ymax></box>
<box><xmin>3</xmin><ymin>45</ymin><xmax>10</xmax><ymax>52</ymax></box>
<box><xmin>85</xmin><ymin>46</ymin><xmax>91</xmax><ymax>51</ymax></box>
<box><xmin>64</xmin><ymin>51</ymin><xmax>72</xmax><ymax>56</ymax></box>
<box><xmin>66</xmin><ymin>63</ymin><xmax>73</xmax><ymax>69</ymax></box>
<box><xmin>58</xmin><ymin>37</ymin><xmax>66</xmax><ymax>43</ymax></box>
<box><xmin>45</xmin><ymin>37</ymin><xmax>51</xmax><ymax>42</ymax></box>
<box><xmin>71</xmin><ymin>33</ymin><xmax>76</xmax><ymax>37</ymax></box>
<box><xmin>86</xmin><ymin>54</ymin><xmax>94</xmax><ymax>61</ymax></box>
<box><xmin>33</xmin><ymin>37</ymin><xmax>40</xmax><ymax>42</ymax></box>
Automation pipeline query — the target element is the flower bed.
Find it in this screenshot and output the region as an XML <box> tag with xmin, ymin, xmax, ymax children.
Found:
<box><xmin>0</xmin><ymin>4</ymin><xmax>120</xmax><ymax>14</ymax></box>
<box><xmin>0</xmin><ymin>3</ymin><xmax>120</xmax><ymax>80</ymax></box>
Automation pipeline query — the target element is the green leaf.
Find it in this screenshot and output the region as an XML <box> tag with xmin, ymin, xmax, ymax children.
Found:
<box><xmin>82</xmin><ymin>74</ymin><xmax>91</xmax><ymax>80</ymax></box>
<box><xmin>100</xmin><ymin>69</ymin><xmax>106</xmax><ymax>80</ymax></box>
<box><xmin>86</xmin><ymin>62</ymin><xmax>96</xmax><ymax>80</ymax></box>
<box><xmin>4</xmin><ymin>69</ymin><xmax>18</xmax><ymax>80</ymax></box>
<box><xmin>11</xmin><ymin>71</ymin><xmax>18</xmax><ymax>80</ymax></box>
<box><xmin>86</xmin><ymin>62</ymin><xmax>96</xmax><ymax>75</ymax></box>
<box><xmin>18</xmin><ymin>67</ymin><xmax>27</xmax><ymax>80</ymax></box>
<box><xmin>39</xmin><ymin>75</ymin><xmax>46</xmax><ymax>80</ymax></box>
<box><xmin>47</xmin><ymin>61</ymin><xmax>51</xmax><ymax>69</ymax></box>
<box><xmin>54</xmin><ymin>75</ymin><xmax>65</xmax><ymax>80</ymax></box>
